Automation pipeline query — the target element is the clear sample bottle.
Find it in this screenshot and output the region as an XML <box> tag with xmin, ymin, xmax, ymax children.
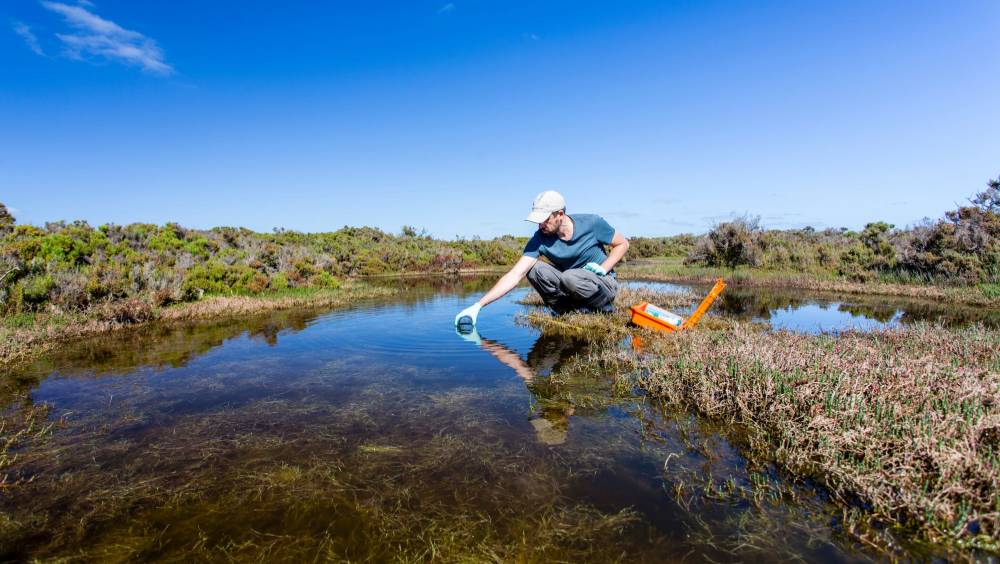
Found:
<box><xmin>644</xmin><ymin>304</ymin><xmax>684</xmax><ymax>327</ymax></box>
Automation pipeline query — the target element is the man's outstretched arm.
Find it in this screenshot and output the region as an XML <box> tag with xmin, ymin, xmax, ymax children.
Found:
<box><xmin>477</xmin><ymin>255</ymin><xmax>538</xmax><ymax>307</ymax></box>
<box><xmin>455</xmin><ymin>255</ymin><xmax>537</xmax><ymax>327</ymax></box>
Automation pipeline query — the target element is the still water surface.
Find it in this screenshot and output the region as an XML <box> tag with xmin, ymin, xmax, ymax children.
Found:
<box><xmin>2</xmin><ymin>277</ymin><xmax>985</xmax><ymax>561</ymax></box>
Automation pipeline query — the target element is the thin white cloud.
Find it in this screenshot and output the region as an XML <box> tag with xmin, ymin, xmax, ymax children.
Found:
<box><xmin>13</xmin><ymin>22</ymin><xmax>45</xmax><ymax>56</ymax></box>
<box><xmin>438</xmin><ymin>3</ymin><xmax>455</xmax><ymax>13</ymax></box>
<box><xmin>40</xmin><ymin>1</ymin><xmax>173</xmax><ymax>75</ymax></box>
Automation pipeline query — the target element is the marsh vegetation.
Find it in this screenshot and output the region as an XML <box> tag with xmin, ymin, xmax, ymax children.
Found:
<box><xmin>519</xmin><ymin>288</ymin><xmax>1000</xmax><ymax>556</ymax></box>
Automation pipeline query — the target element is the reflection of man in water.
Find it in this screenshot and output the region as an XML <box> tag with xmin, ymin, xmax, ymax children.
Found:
<box><xmin>476</xmin><ymin>333</ymin><xmax>585</xmax><ymax>445</ymax></box>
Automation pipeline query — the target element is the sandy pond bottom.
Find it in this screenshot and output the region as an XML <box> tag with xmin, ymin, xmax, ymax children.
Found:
<box><xmin>4</xmin><ymin>277</ymin><xmax>973</xmax><ymax>562</ymax></box>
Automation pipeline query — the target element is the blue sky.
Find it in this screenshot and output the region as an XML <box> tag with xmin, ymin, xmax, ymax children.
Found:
<box><xmin>2</xmin><ymin>1</ymin><xmax>998</xmax><ymax>239</ymax></box>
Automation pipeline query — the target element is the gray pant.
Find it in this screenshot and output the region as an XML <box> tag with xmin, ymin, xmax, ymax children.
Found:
<box><xmin>526</xmin><ymin>262</ymin><xmax>618</xmax><ymax>313</ymax></box>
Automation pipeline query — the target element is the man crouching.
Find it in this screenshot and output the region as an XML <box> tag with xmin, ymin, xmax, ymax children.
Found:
<box><xmin>455</xmin><ymin>190</ymin><xmax>629</xmax><ymax>328</ymax></box>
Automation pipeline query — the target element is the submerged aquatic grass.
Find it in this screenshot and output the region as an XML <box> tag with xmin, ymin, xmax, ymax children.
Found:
<box><xmin>0</xmin><ymin>399</ymin><xmax>58</xmax><ymax>489</ymax></box>
<box><xmin>0</xmin><ymin>378</ymin><xmax>655</xmax><ymax>561</ymax></box>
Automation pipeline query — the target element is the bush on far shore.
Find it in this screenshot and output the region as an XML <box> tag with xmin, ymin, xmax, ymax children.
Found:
<box><xmin>0</xmin><ymin>221</ymin><xmax>525</xmax><ymax>317</ymax></box>
<box><xmin>684</xmin><ymin>177</ymin><xmax>1000</xmax><ymax>285</ymax></box>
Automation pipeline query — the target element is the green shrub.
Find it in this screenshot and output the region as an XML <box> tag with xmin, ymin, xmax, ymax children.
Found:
<box><xmin>183</xmin><ymin>236</ymin><xmax>216</xmax><ymax>258</ymax></box>
<box><xmin>310</xmin><ymin>272</ymin><xmax>340</xmax><ymax>289</ymax></box>
<box><xmin>979</xmin><ymin>283</ymin><xmax>1000</xmax><ymax>299</ymax></box>
<box><xmin>5</xmin><ymin>284</ymin><xmax>24</xmax><ymax>314</ymax></box>
<box><xmin>182</xmin><ymin>262</ymin><xmax>227</xmax><ymax>297</ymax></box>
<box><xmin>269</xmin><ymin>273</ymin><xmax>289</xmax><ymax>291</ymax></box>
<box><xmin>148</xmin><ymin>226</ymin><xmax>184</xmax><ymax>252</ymax></box>
<box><xmin>292</xmin><ymin>258</ymin><xmax>320</xmax><ymax>279</ymax></box>
<box><xmin>21</xmin><ymin>274</ymin><xmax>54</xmax><ymax>306</ymax></box>
<box><xmin>4</xmin><ymin>312</ymin><xmax>35</xmax><ymax>329</ymax></box>
<box><xmin>86</xmin><ymin>265</ymin><xmax>129</xmax><ymax>301</ymax></box>
<box><xmin>181</xmin><ymin>262</ymin><xmax>260</xmax><ymax>297</ymax></box>
<box><xmin>813</xmin><ymin>243</ymin><xmax>837</xmax><ymax>269</ymax></box>
<box><xmin>687</xmin><ymin>215</ymin><xmax>762</xmax><ymax>269</ymax></box>
<box><xmin>39</xmin><ymin>233</ymin><xmax>75</xmax><ymax>263</ymax></box>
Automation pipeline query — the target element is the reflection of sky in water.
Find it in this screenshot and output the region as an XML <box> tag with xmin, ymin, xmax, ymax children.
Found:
<box><xmin>626</xmin><ymin>280</ymin><xmax>903</xmax><ymax>333</ymax></box>
<box><xmin>626</xmin><ymin>279</ymin><xmax>991</xmax><ymax>333</ymax></box>
<box><xmin>765</xmin><ymin>303</ymin><xmax>903</xmax><ymax>334</ymax></box>
<box><xmin>31</xmin><ymin>288</ymin><xmax>544</xmax><ymax>412</ymax></box>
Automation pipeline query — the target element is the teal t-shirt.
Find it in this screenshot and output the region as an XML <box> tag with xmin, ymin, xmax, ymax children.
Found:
<box><xmin>522</xmin><ymin>214</ymin><xmax>616</xmax><ymax>273</ymax></box>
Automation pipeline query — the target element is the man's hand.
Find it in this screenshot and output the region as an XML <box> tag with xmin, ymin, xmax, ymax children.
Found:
<box><xmin>583</xmin><ymin>262</ymin><xmax>606</xmax><ymax>276</ymax></box>
<box><xmin>454</xmin><ymin>302</ymin><xmax>482</xmax><ymax>328</ymax></box>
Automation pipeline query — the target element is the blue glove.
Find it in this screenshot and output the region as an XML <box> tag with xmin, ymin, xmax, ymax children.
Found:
<box><xmin>454</xmin><ymin>302</ymin><xmax>482</xmax><ymax>328</ymax></box>
<box><xmin>583</xmin><ymin>262</ymin><xmax>606</xmax><ymax>276</ymax></box>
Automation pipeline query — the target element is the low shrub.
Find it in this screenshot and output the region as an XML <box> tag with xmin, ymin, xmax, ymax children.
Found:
<box><xmin>310</xmin><ymin>272</ymin><xmax>340</xmax><ymax>289</ymax></box>
<box><xmin>94</xmin><ymin>297</ymin><xmax>155</xmax><ymax>324</ymax></box>
<box><xmin>268</xmin><ymin>273</ymin><xmax>289</xmax><ymax>291</ymax></box>
<box><xmin>21</xmin><ymin>274</ymin><xmax>54</xmax><ymax>306</ymax></box>
<box><xmin>687</xmin><ymin>215</ymin><xmax>763</xmax><ymax>269</ymax></box>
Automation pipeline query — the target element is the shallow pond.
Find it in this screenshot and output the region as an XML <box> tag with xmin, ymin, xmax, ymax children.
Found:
<box><xmin>632</xmin><ymin>279</ymin><xmax>1000</xmax><ymax>332</ymax></box>
<box><xmin>2</xmin><ymin>277</ymin><xmax>982</xmax><ymax>561</ymax></box>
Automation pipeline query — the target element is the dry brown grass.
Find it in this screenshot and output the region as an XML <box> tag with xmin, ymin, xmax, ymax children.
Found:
<box><xmin>158</xmin><ymin>283</ymin><xmax>391</xmax><ymax>321</ymax></box>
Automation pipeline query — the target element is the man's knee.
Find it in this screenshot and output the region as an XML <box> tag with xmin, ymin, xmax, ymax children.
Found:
<box><xmin>527</xmin><ymin>262</ymin><xmax>562</xmax><ymax>292</ymax></box>
<box><xmin>526</xmin><ymin>262</ymin><xmax>546</xmax><ymax>283</ymax></box>
<box><xmin>560</xmin><ymin>269</ymin><xmax>599</xmax><ymax>298</ymax></box>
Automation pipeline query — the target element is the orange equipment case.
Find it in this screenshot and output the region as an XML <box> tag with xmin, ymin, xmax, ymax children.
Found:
<box><xmin>629</xmin><ymin>278</ymin><xmax>726</xmax><ymax>333</ymax></box>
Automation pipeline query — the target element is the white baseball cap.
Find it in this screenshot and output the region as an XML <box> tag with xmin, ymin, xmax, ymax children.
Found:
<box><xmin>525</xmin><ymin>190</ymin><xmax>566</xmax><ymax>223</ymax></box>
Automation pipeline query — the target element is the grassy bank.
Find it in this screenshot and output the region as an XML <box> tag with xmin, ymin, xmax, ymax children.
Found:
<box><xmin>521</xmin><ymin>295</ymin><xmax>1000</xmax><ymax>555</ymax></box>
<box><xmin>0</xmin><ymin>281</ymin><xmax>395</xmax><ymax>369</ymax></box>
<box><xmin>619</xmin><ymin>258</ymin><xmax>1000</xmax><ymax>307</ymax></box>
<box><xmin>516</xmin><ymin>285</ymin><xmax>698</xmax><ymax>341</ymax></box>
